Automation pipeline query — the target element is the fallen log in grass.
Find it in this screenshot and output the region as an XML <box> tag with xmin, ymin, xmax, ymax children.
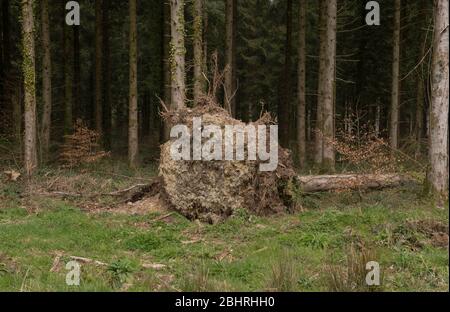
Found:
<box><xmin>296</xmin><ymin>173</ymin><xmax>413</xmax><ymax>193</ymax></box>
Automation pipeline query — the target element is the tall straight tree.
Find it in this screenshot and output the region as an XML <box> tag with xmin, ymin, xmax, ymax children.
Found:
<box><xmin>103</xmin><ymin>0</ymin><xmax>112</xmax><ymax>149</ymax></box>
<box><xmin>193</xmin><ymin>0</ymin><xmax>204</xmax><ymax>104</ymax></box>
<box><xmin>21</xmin><ymin>0</ymin><xmax>37</xmax><ymax>176</ymax></box>
<box><xmin>279</xmin><ymin>0</ymin><xmax>292</xmax><ymax>148</ymax></box>
<box><xmin>321</xmin><ymin>0</ymin><xmax>337</xmax><ymax>171</ymax></box>
<box><xmin>224</xmin><ymin>0</ymin><xmax>237</xmax><ymax>116</ymax></box>
<box><xmin>428</xmin><ymin>0</ymin><xmax>449</xmax><ymax>200</ymax></box>
<box><xmin>95</xmin><ymin>0</ymin><xmax>103</xmax><ymax>135</ymax></box>
<box><xmin>73</xmin><ymin>20</ymin><xmax>81</xmax><ymax>120</ymax></box>
<box><xmin>170</xmin><ymin>0</ymin><xmax>186</xmax><ymax>110</ymax></box>
<box><xmin>296</xmin><ymin>0</ymin><xmax>307</xmax><ymax>168</ymax></box>
<box><xmin>63</xmin><ymin>14</ymin><xmax>73</xmax><ymax>135</ymax></box>
<box><xmin>162</xmin><ymin>0</ymin><xmax>171</xmax><ymax>141</ymax></box>
<box><xmin>128</xmin><ymin>0</ymin><xmax>139</xmax><ymax>168</ymax></box>
<box><xmin>40</xmin><ymin>0</ymin><xmax>52</xmax><ymax>161</ymax></box>
<box><xmin>315</xmin><ymin>0</ymin><xmax>327</xmax><ymax>165</ymax></box>
<box><xmin>390</xmin><ymin>0</ymin><xmax>401</xmax><ymax>150</ymax></box>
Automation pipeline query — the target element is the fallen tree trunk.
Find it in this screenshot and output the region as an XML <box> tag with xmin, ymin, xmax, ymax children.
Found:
<box><xmin>296</xmin><ymin>173</ymin><xmax>412</xmax><ymax>193</ymax></box>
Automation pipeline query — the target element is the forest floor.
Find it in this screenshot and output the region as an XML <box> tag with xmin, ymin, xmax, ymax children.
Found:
<box><xmin>0</xmin><ymin>159</ymin><xmax>448</xmax><ymax>292</ymax></box>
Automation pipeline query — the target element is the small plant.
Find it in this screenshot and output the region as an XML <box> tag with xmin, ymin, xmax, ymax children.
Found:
<box><xmin>266</xmin><ymin>250</ymin><xmax>298</xmax><ymax>292</ymax></box>
<box><xmin>60</xmin><ymin>119</ymin><xmax>109</xmax><ymax>168</ymax></box>
<box><xmin>325</xmin><ymin>244</ymin><xmax>382</xmax><ymax>292</ymax></box>
<box><xmin>107</xmin><ymin>259</ymin><xmax>134</xmax><ymax>288</ymax></box>
<box><xmin>181</xmin><ymin>262</ymin><xmax>216</xmax><ymax>292</ymax></box>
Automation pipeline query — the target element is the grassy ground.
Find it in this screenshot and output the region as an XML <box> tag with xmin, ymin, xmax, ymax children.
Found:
<box><xmin>0</xmin><ymin>161</ymin><xmax>448</xmax><ymax>292</ymax></box>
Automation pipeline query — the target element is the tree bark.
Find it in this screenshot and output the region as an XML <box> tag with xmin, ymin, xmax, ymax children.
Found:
<box><xmin>278</xmin><ymin>0</ymin><xmax>292</xmax><ymax>148</ymax></box>
<box><xmin>297</xmin><ymin>174</ymin><xmax>410</xmax><ymax>193</ymax></box>
<box><xmin>73</xmin><ymin>24</ymin><xmax>81</xmax><ymax>121</ymax></box>
<box><xmin>40</xmin><ymin>0</ymin><xmax>52</xmax><ymax>162</ymax></box>
<box><xmin>170</xmin><ymin>0</ymin><xmax>186</xmax><ymax>110</ymax></box>
<box><xmin>103</xmin><ymin>0</ymin><xmax>112</xmax><ymax>150</ymax></box>
<box><xmin>21</xmin><ymin>0</ymin><xmax>38</xmax><ymax>177</ymax></box>
<box><xmin>427</xmin><ymin>0</ymin><xmax>449</xmax><ymax>200</ymax></box>
<box><xmin>224</xmin><ymin>0</ymin><xmax>237</xmax><ymax>116</ymax></box>
<box><xmin>315</xmin><ymin>0</ymin><xmax>327</xmax><ymax>165</ymax></box>
<box><xmin>390</xmin><ymin>0</ymin><xmax>401</xmax><ymax>150</ymax></box>
<box><xmin>129</xmin><ymin>0</ymin><xmax>139</xmax><ymax>168</ymax></box>
<box><xmin>193</xmin><ymin>0</ymin><xmax>204</xmax><ymax>104</ymax></box>
<box><xmin>63</xmin><ymin>17</ymin><xmax>73</xmax><ymax>135</ymax></box>
<box><xmin>95</xmin><ymin>0</ymin><xmax>103</xmax><ymax>135</ymax></box>
<box><xmin>162</xmin><ymin>0</ymin><xmax>171</xmax><ymax>142</ymax></box>
<box><xmin>321</xmin><ymin>0</ymin><xmax>337</xmax><ymax>172</ymax></box>
<box><xmin>296</xmin><ymin>0</ymin><xmax>307</xmax><ymax>168</ymax></box>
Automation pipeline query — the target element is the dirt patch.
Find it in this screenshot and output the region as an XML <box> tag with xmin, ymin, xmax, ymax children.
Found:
<box><xmin>393</xmin><ymin>220</ymin><xmax>449</xmax><ymax>250</ymax></box>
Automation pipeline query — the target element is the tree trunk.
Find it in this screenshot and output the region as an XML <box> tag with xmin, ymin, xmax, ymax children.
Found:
<box><xmin>40</xmin><ymin>0</ymin><xmax>52</xmax><ymax>162</ymax></box>
<box><xmin>162</xmin><ymin>0</ymin><xmax>171</xmax><ymax>142</ymax></box>
<box><xmin>224</xmin><ymin>0</ymin><xmax>237</xmax><ymax>116</ymax></box>
<box><xmin>21</xmin><ymin>0</ymin><xmax>38</xmax><ymax>177</ymax></box>
<box><xmin>95</xmin><ymin>0</ymin><xmax>103</xmax><ymax>135</ymax></box>
<box><xmin>193</xmin><ymin>0</ymin><xmax>204</xmax><ymax>104</ymax></box>
<box><xmin>63</xmin><ymin>17</ymin><xmax>73</xmax><ymax>135</ymax></box>
<box><xmin>103</xmin><ymin>0</ymin><xmax>112</xmax><ymax>150</ymax></box>
<box><xmin>315</xmin><ymin>0</ymin><xmax>327</xmax><ymax>165</ymax></box>
<box><xmin>297</xmin><ymin>174</ymin><xmax>410</xmax><ymax>193</ymax></box>
<box><xmin>278</xmin><ymin>0</ymin><xmax>292</xmax><ymax>148</ymax></box>
<box><xmin>390</xmin><ymin>0</ymin><xmax>401</xmax><ymax>150</ymax></box>
<box><xmin>170</xmin><ymin>0</ymin><xmax>186</xmax><ymax>110</ymax></box>
<box><xmin>2</xmin><ymin>0</ymin><xmax>9</xmax><ymax>72</ymax></box>
<box><xmin>129</xmin><ymin>0</ymin><xmax>139</xmax><ymax>168</ymax></box>
<box><xmin>427</xmin><ymin>0</ymin><xmax>449</xmax><ymax>200</ymax></box>
<box><xmin>322</xmin><ymin>0</ymin><xmax>337</xmax><ymax>172</ymax></box>
<box><xmin>296</xmin><ymin>0</ymin><xmax>307</xmax><ymax>168</ymax></box>
<box><xmin>73</xmin><ymin>24</ymin><xmax>81</xmax><ymax>121</ymax></box>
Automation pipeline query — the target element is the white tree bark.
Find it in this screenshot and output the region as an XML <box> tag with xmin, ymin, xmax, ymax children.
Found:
<box><xmin>428</xmin><ymin>0</ymin><xmax>449</xmax><ymax>199</ymax></box>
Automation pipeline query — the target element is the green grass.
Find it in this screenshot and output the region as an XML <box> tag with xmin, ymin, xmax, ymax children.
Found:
<box><xmin>0</xmin><ymin>164</ymin><xmax>448</xmax><ymax>292</ymax></box>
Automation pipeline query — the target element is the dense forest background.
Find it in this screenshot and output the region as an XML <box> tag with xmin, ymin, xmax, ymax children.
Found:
<box><xmin>0</xmin><ymin>0</ymin><xmax>448</xmax><ymax>198</ymax></box>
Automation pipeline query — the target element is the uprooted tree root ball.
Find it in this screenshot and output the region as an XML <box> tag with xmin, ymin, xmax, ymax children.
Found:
<box><xmin>159</xmin><ymin>97</ymin><xmax>300</xmax><ymax>224</ymax></box>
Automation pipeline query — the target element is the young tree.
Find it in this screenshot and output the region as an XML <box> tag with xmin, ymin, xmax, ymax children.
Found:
<box><xmin>193</xmin><ymin>0</ymin><xmax>204</xmax><ymax>104</ymax></box>
<box><xmin>40</xmin><ymin>0</ymin><xmax>52</xmax><ymax>161</ymax></box>
<box><xmin>427</xmin><ymin>0</ymin><xmax>449</xmax><ymax>200</ymax></box>
<box><xmin>128</xmin><ymin>0</ymin><xmax>139</xmax><ymax>168</ymax></box>
<box><xmin>390</xmin><ymin>0</ymin><xmax>401</xmax><ymax>150</ymax></box>
<box><xmin>296</xmin><ymin>0</ymin><xmax>307</xmax><ymax>168</ymax></box>
<box><xmin>95</xmin><ymin>0</ymin><xmax>103</xmax><ymax>134</ymax></box>
<box><xmin>321</xmin><ymin>0</ymin><xmax>337</xmax><ymax>172</ymax></box>
<box><xmin>22</xmin><ymin>0</ymin><xmax>38</xmax><ymax>176</ymax></box>
<box><xmin>224</xmin><ymin>0</ymin><xmax>237</xmax><ymax>116</ymax></box>
<box><xmin>170</xmin><ymin>0</ymin><xmax>186</xmax><ymax>110</ymax></box>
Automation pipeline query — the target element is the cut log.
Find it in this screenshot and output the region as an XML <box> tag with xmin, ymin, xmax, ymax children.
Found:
<box><xmin>296</xmin><ymin>174</ymin><xmax>411</xmax><ymax>193</ymax></box>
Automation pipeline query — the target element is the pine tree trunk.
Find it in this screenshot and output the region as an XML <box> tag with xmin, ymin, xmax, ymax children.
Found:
<box><xmin>103</xmin><ymin>0</ymin><xmax>112</xmax><ymax>150</ymax></box>
<box><xmin>162</xmin><ymin>0</ymin><xmax>171</xmax><ymax>141</ymax></box>
<box><xmin>390</xmin><ymin>0</ymin><xmax>401</xmax><ymax>150</ymax></box>
<box><xmin>315</xmin><ymin>0</ymin><xmax>327</xmax><ymax>165</ymax></box>
<box><xmin>296</xmin><ymin>0</ymin><xmax>307</xmax><ymax>168</ymax></box>
<box><xmin>63</xmin><ymin>19</ymin><xmax>73</xmax><ymax>135</ymax></box>
<box><xmin>224</xmin><ymin>0</ymin><xmax>236</xmax><ymax>116</ymax></box>
<box><xmin>73</xmin><ymin>24</ymin><xmax>81</xmax><ymax>120</ymax></box>
<box><xmin>95</xmin><ymin>0</ymin><xmax>103</xmax><ymax>135</ymax></box>
<box><xmin>21</xmin><ymin>0</ymin><xmax>38</xmax><ymax>177</ymax></box>
<box><xmin>427</xmin><ymin>0</ymin><xmax>449</xmax><ymax>200</ymax></box>
<box><xmin>322</xmin><ymin>0</ymin><xmax>337</xmax><ymax>172</ymax></box>
<box><xmin>170</xmin><ymin>0</ymin><xmax>186</xmax><ymax>110</ymax></box>
<box><xmin>40</xmin><ymin>0</ymin><xmax>52</xmax><ymax>162</ymax></box>
<box><xmin>128</xmin><ymin>0</ymin><xmax>139</xmax><ymax>168</ymax></box>
<box><xmin>193</xmin><ymin>0</ymin><xmax>204</xmax><ymax>104</ymax></box>
<box><xmin>203</xmin><ymin>1</ymin><xmax>208</xmax><ymax>79</ymax></box>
